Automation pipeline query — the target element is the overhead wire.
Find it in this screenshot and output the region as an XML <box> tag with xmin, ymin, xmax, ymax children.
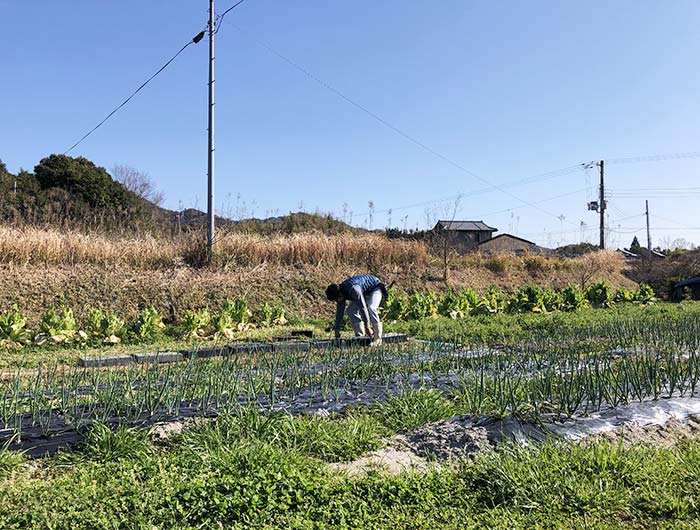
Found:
<box><xmin>214</xmin><ymin>0</ymin><xmax>249</xmax><ymax>34</ymax></box>
<box><xmin>62</xmin><ymin>0</ymin><xmax>252</xmax><ymax>155</ymax></box>
<box><xmin>350</xmin><ymin>164</ymin><xmax>585</xmax><ymax>218</ymax></box>
<box><xmin>63</xmin><ymin>26</ymin><xmax>209</xmax><ymax>155</ymax></box>
<box><xmin>228</xmin><ymin>21</ymin><xmax>582</xmax><ymax>227</ymax></box>
<box><xmin>605</xmin><ymin>151</ymin><xmax>700</xmax><ymax>165</ymax></box>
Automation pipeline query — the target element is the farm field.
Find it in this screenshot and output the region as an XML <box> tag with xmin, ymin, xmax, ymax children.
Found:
<box><xmin>1</xmin><ymin>302</ymin><xmax>700</xmax><ymax>528</ymax></box>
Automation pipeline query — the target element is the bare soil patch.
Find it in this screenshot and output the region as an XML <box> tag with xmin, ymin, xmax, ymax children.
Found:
<box><xmin>334</xmin><ymin>412</ymin><xmax>700</xmax><ymax>476</ymax></box>
<box><xmin>595</xmin><ymin>413</ymin><xmax>700</xmax><ymax>448</ymax></box>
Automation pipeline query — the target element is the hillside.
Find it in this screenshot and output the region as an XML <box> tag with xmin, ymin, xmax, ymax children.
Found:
<box><xmin>0</xmin><ymin>153</ymin><xmax>677</xmax><ymax>324</ymax></box>
<box><xmin>0</xmin><ymin>225</ymin><xmax>637</xmax><ymax>324</ymax></box>
<box><xmin>0</xmin><ymin>155</ymin><xmax>358</xmax><ymax>236</ymax></box>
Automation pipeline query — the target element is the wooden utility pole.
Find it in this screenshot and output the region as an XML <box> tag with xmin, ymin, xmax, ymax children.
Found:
<box><xmin>646</xmin><ymin>199</ymin><xmax>652</xmax><ymax>254</ymax></box>
<box><xmin>598</xmin><ymin>160</ymin><xmax>605</xmax><ymax>249</ymax></box>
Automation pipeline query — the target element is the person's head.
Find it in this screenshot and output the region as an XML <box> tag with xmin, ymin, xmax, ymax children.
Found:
<box><xmin>325</xmin><ymin>283</ymin><xmax>341</xmax><ymax>301</ymax></box>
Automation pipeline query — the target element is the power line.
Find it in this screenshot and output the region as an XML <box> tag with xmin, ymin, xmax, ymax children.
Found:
<box><xmin>63</xmin><ymin>29</ymin><xmax>208</xmax><ymax>155</ymax></box>
<box><xmin>609</xmin><ymin>192</ymin><xmax>700</xmax><ymax>198</ymax></box>
<box><xmin>473</xmin><ymin>187</ymin><xmax>589</xmax><ymax>219</ymax></box>
<box><xmin>214</xmin><ymin>0</ymin><xmax>249</xmax><ymax>34</ymax></box>
<box><xmin>605</xmin><ymin>151</ymin><xmax>700</xmax><ymax>165</ymax></box>
<box><xmin>231</xmin><ymin>22</ymin><xmax>581</xmax><ymax>227</ymax></box>
<box><xmin>350</xmin><ymin>164</ymin><xmax>584</xmax><ymax>218</ymax></box>
<box><xmin>610</xmin><ymin>186</ymin><xmax>700</xmax><ymax>192</ymax></box>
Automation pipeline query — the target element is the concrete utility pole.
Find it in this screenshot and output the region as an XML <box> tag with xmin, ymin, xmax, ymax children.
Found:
<box><xmin>646</xmin><ymin>199</ymin><xmax>652</xmax><ymax>254</ymax></box>
<box><xmin>207</xmin><ymin>0</ymin><xmax>216</xmax><ymax>262</ymax></box>
<box><xmin>599</xmin><ymin>160</ymin><xmax>605</xmax><ymax>250</ymax></box>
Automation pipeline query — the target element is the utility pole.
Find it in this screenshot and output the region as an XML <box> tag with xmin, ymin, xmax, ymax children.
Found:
<box><xmin>646</xmin><ymin>199</ymin><xmax>652</xmax><ymax>255</ymax></box>
<box><xmin>598</xmin><ymin>160</ymin><xmax>605</xmax><ymax>249</ymax></box>
<box><xmin>207</xmin><ymin>0</ymin><xmax>216</xmax><ymax>262</ymax></box>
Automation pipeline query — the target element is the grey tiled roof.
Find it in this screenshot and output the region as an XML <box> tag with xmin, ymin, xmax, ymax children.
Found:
<box><xmin>435</xmin><ymin>220</ymin><xmax>497</xmax><ymax>232</ymax></box>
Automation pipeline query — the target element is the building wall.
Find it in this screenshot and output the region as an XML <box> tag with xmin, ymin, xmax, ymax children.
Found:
<box><xmin>478</xmin><ymin>235</ymin><xmax>534</xmax><ymax>254</ymax></box>
<box><xmin>452</xmin><ymin>231</ymin><xmax>494</xmax><ymax>251</ymax></box>
<box><xmin>432</xmin><ymin>227</ymin><xmax>496</xmax><ymax>252</ymax></box>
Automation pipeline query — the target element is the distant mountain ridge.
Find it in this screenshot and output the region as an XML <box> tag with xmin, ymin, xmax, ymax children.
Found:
<box><xmin>0</xmin><ymin>154</ymin><xmax>356</xmax><ymax>235</ymax></box>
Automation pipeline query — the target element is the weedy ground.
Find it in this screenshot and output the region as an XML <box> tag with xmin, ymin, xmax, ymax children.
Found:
<box><xmin>1</xmin><ymin>399</ymin><xmax>700</xmax><ymax>529</ymax></box>
<box><xmin>1</xmin><ymin>303</ymin><xmax>700</xmax><ymax>528</ymax></box>
<box><xmin>0</xmin><ymin>226</ymin><xmax>635</xmax><ymax>326</ymax></box>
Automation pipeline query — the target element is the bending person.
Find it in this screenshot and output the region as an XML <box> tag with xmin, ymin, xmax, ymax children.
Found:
<box><xmin>326</xmin><ymin>274</ymin><xmax>388</xmax><ymax>346</ymax></box>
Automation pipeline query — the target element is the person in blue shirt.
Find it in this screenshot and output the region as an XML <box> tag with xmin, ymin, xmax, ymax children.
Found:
<box><xmin>326</xmin><ymin>274</ymin><xmax>388</xmax><ymax>346</ymax></box>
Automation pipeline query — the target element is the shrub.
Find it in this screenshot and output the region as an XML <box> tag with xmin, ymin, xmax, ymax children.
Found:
<box><xmin>270</xmin><ymin>303</ymin><xmax>287</xmax><ymax>325</ymax></box>
<box><xmin>459</xmin><ymin>288</ymin><xmax>480</xmax><ymax>314</ymax></box>
<box><xmin>255</xmin><ymin>302</ymin><xmax>274</xmax><ymax>327</ymax></box>
<box><xmin>408</xmin><ymin>291</ymin><xmax>439</xmax><ymax>320</ymax></box>
<box><xmin>129</xmin><ymin>307</ymin><xmax>164</xmax><ymax>343</ymax></box>
<box><xmin>222</xmin><ymin>297</ymin><xmax>251</xmax><ymax>325</ymax></box>
<box><xmin>383</xmin><ymin>289</ymin><xmax>409</xmax><ymax>321</ymax></box>
<box><xmin>483</xmin><ymin>254</ymin><xmax>512</xmax><ymax>274</ymax></box>
<box><xmin>83</xmin><ymin>308</ymin><xmax>125</xmax><ymax>344</ymax></box>
<box><xmin>36</xmin><ymin>305</ymin><xmax>84</xmax><ymax>344</ymax></box>
<box><xmin>508</xmin><ymin>285</ymin><xmax>549</xmax><ymax>313</ymax></box>
<box><xmin>0</xmin><ymin>305</ymin><xmax>31</xmax><ymax>346</ymax></box>
<box><xmin>475</xmin><ymin>286</ymin><xmax>506</xmax><ymax>315</ymax></box>
<box><xmin>523</xmin><ymin>254</ymin><xmax>551</xmax><ymax>274</ymax></box>
<box><xmin>586</xmin><ymin>280</ymin><xmax>613</xmax><ymax>308</ymax></box>
<box><xmin>634</xmin><ymin>283</ymin><xmax>656</xmax><ymax>304</ymax></box>
<box><xmin>180</xmin><ymin>308</ymin><xmax>211</xmax><ymax>339</ymax></box>
<box><xmin>561</xmin><ymin>285</ymin><xmax>589</xmax><ymax>312</ymax></box>
<box><xmin>614</xmin><ymin>287</ymin><xmax>635</xmax><ymax>303</ymax></box>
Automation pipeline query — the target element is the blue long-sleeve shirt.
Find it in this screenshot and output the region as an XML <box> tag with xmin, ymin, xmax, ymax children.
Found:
<box><xmin>334</xmin><ymin>274</ymin><xmax>382</xmax><ymax>332</ymax></box>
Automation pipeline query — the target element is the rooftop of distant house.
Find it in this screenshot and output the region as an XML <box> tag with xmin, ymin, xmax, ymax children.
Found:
<box><xmin>434</xmin><ymin>220</ymin><xmax>497</xmax><ymax>232</ymax></box>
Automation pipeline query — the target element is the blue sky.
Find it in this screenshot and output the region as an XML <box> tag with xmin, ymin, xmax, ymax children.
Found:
<box><xmin>2</xmin><ymin>0</ymin><xmax>699</xmax><ymax>248</ymax></box>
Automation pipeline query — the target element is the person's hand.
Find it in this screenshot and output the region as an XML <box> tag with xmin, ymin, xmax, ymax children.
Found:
<box><xmin>365</xmin><ymin>325</ymin><xmax>373</xmax><ymax>337</ymax></box>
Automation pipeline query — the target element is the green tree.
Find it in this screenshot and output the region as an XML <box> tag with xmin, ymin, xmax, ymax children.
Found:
<box><xmin>629</xmin><ymin>236</ymin><xmax>642</xmax><ymax>254</ymax></box>
<box><xmin>34</xmin><ymin>154</ymin><xmax>135</xmax><ymax>209</ymax></box>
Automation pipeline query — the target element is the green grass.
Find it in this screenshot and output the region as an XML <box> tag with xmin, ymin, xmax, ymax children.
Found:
<box><xmin>0</xmin><ymin>322</ymin><xmax>330</xmax><ymax>369</ymax></box>
<box><xmin>180</xmin><ymin>408</ymin><xmax>388</xmax><ymax>462</ymax></box>
<box><xmin>1</xmin><ymin>410</ymin><xmax>700</xmax><ymax>529</ymax></box>
<box><xmin>1</xmin><ymin>302</ymin><xmax>700</xmax><ymax>527</ymax></box>
<box><xmin>385</xmin><ymin>301</ymin><xmax>700</xmax><ymax>346</ymax></box>
<box><xmin>3</xmin><ymin>301</ymin><xmax>698</xmax><ymax>370</ymax></box>
<box><xmin>376</xmin><ymin>389</ymin><xmax>460</xmax><ymax>432</ymax></box>
<box><xmin>0</xmin><ymin>446</ymin><xmax>24</xmax><ymax>481</ymax></box>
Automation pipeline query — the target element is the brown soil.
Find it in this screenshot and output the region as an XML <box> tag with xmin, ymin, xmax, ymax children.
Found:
<box><xmin>333</xmin><ymin>413</ymin><xmax>700</xmax><ymax>477</ymax></box>
<box><xmin>328</xmin><ymin>446</ymin><xmax>433</xmax><ymax>477</ymax></box>
<box><xmin>594</xmin><ymin>413</ymin><xmax>700</xmax><ymax>448</ymax></box>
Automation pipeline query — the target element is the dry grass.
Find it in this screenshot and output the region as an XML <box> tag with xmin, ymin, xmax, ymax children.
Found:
<box><xmin>0</xmin><ymin>227</ymin><xmax>429</xmax><ymax>269</ymax></box>
<box><xmin>0</xmin><ymin>226</ymin><xmax>179</xmax><ymax>268</ymax></box>
<box><xmin>212</xmin><ymin>232</ymin><xmax>429</xmax><ymax>268</ymax></box>
<box><xmin>0</xmin><ymin>227</ymin><xmax>635</xmax><ymax>324</ymax></box>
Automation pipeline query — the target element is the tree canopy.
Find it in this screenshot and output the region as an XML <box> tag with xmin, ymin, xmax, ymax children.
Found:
<box><xmin>34</xmin><ymin>154</ymin><xmax>136</xmax><ymax>210</ymax></box>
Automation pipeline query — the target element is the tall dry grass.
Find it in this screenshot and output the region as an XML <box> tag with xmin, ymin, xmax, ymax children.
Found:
<box><xmin>0</xmin><ymin>226</ymin><xmax>430</xmax><ymax>269</ymax></box>
<box><xmin>0</xmin><ymin>226</ymin><xmax>179</xmax><ymax>268</ymax></box>
<box><xmin>456</xmin><ymin>250</ymin><xmax>627</xmax><ymax>286</ymax></box>
<box><xmin>212</xmin><ymin>232</ymin><xmax>429</xmax><ymax>267</ymax></box>
<box><xmin>0</xmin><ymin>225</ymin><xmax>626</xmax><ymax>289</ymax></box>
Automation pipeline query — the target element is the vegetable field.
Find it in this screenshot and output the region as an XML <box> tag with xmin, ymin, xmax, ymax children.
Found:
<box><xmin>2</xmin><ymin>302</ymin><xmax>700</xmax><ymax>456</ymax></box>
<box><xmin>1</xmin><ymin>302</ymin><xmax>700</xmax><ymax>528</ymax></box>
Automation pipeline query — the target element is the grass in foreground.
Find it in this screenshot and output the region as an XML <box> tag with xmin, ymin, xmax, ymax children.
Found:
<box><xmin>1</xmin><ymin>398</ymin><xmax>700</xmax><ymax>529</ymax></box>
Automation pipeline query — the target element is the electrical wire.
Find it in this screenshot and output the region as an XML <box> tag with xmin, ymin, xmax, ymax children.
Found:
<box><xmin>472</xmin><ymin>187</ymin><xmax>589</xmax><ymax>219</ymax></box>
<box><xmin>63</xmin><ymin>28</ymin><xmax>208</xmax><ymax>155</ymax></box>
<box><xmin>350</xmin><ymin>164</ymin><xmax>585</xmax><ymax>218</ymax></box>
<box><xmin>605</xmin><ymin>151</ymin><xmax>700</xmax><ymax>165</ymax></box>
<box><xmin>231</xmin><ymin>22</ymin><xmax>581</xmax><ymax>227</ymax></box>
<box><xmin>214</xmin><ymin>0</ymin><xmax>249</xmax><ymax>34</ymax></box>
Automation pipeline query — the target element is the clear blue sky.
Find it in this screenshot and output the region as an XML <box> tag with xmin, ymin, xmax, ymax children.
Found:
<box><xmin>2</xmin><ymin>0</ymin><xmax>699</xmax><ymax>248</ymax></box>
